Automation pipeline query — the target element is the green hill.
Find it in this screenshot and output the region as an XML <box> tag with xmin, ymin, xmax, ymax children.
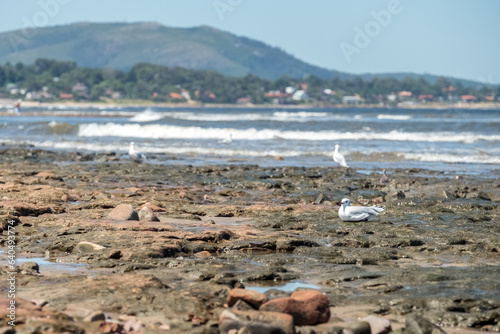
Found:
<box><xmin>0</xmin><ymin>22</ymin><xmax>486</xmax><ymax>87</ymax></box>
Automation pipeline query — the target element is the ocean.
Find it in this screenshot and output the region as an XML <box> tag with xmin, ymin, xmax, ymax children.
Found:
<box><xmin>1</xmin><ymin>105</ymin><xmax>499</xmax><ymax>176</ymax></box>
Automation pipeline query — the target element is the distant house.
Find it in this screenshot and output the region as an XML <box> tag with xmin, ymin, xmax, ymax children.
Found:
<box><xmin>387</xmin><ymin>93</ymin><xmax>397</xmax><ymax>102</ymax></box>
<box><xmin>169</xmin><ymin>92</ymin><xmax>184</xmax><ymax>100</ymax></box>
<box><xmin>398</xmin><ymin>91</ymin><xmax>413</xmax><ymax>99</ymax></box>
<box><xmin>264</xmin><ymin>90</ymin><xmax>290</xmax><ymax>104</ymax></box>
<box><xmin>292</xmin><ymin>90</ymin><xmax>309</xmax><ymax>101</ymax></box>
<box><xmin>461</xmin><ymin>95</ymin><xmax>477</xmax><ymax>102</ymax></box>
<box><xmin>236</xmin><ymin>97</ymin><xmax>252</xmax><ymax>105</ymax></box>
<box><xmin>343</xmin><ymin>95</ymin><xmax>362</xmax><ymax>105</ymax></box>
<box><xmin>418</xmin><ymin>94</ymin><xmax>434</xmax><ymax>101</ymax></box>
<box><xmin>72</xmin><ymin>82</ymin><xmax>88</xmax><ymax>97</ymax></box>
<box><xmin>60</xmin><ymin>93</ymin><xmax>73</xmax><ymax>99</ymax></box>
<box><xmin>485</xmin><ymin>95</ymin><xmax>495</xmax><ymax>102</ymax></box>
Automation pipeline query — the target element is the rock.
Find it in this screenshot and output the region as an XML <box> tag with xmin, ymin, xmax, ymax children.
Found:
<box><xmin>98</xmin><ymin>321</ymin><xmax>124</xmax><ymax>334</ymax></box>
<box><xmin>314</xmin><ymin>193</ymin><xmax>325</xmax><ymax>205</ymax></box>
<box><xmin>138</xmin><ymin>206</ymin><xmax>160</xmax><ymax>221</ymax></box>
<box><xmin>84</xmin><ymin>310</ymin><xmax>106</xmax><ymax>322</ymax></box>
<box><xmin>466</xmin><ymin>191</ymin><xmax>491</xmax><ymax>201</ymax></box>
<box><xmin>194</xmin><ymin>251</ymin><xmax>212</xmax><ymax>258</ymax></box>
<box><xmin>61</xmin><ymin>193</ymin><xmax>80</xmax><ymax>202</ymax></box>
<box><xmin>385</xmin><ymin>190</ymin><xmax>406</xmax><ymax>201</ymax></box>
<box><xmin>108</xmin><ymin>204</ymin><xmax>139</xmax><ymax>220</ymax></box>
<box><xmin>0</xmin><ymin>201</ymin><xmax>52</xmax><ymax>217</ymax></box>
<box><xmin>109</xmin><ymin>250</ymin><xmax>122</xmax><ymax>259</ymax></box>
<box><xmin>362</xmin><ymin>315</ymin><xmax>392</xmax><ymax>334</ymax></box>
<box><xmin>20</xmin><ymin>261</ymin><xmax>39</xmax><ymax>274</ymax></box>
<box><xmin>260</xmin><ymin>289</ymin><xmax>330</xmax><ymax>326</ymax></box>
<box><xmin>404</xmin><ymin>314</ymin><xmax>444</xmax><ymax>334</ymax></box>
<box><xmin>231</xmin><ymin>299</ymin><xmax>256</xmax><ymax>311</ymax></box>
<box><xmin>228</xmin><ymin>288</ymin><xmax>269</xmax><ymax>309</ymax></box>
<box><xmin>35</xmin><ymin>171</ymin><xmax>63</xmax><ymax>181</ymax></box>
<box><xmin>139</xmin><ymin>203</ymin><xmax>166</xmax><ymax>212</ymax></box>
<box><xmin>123</xmin><ymin>318</ymin><xmax>144</xmax><ymax>332</ymax></box>
<box><xmin>342</xmin><ymin>321</ymin><xmax>371</xmax><ymax>334</ymax></box>
<box><xmin>76</xmin><ymin>241</ymin><xmax>106</xmax><ymax>253</ymax></box>
<box><xmin>219</xmin><ymin>309</ymin><xmax>295</xmax><ymax>334</ymax></box>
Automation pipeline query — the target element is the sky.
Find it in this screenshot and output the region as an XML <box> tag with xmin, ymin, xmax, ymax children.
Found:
<box><xmin>1</xmin><ymin>0</ymin><xmax>499</xmax><ymax>84</ymax></box>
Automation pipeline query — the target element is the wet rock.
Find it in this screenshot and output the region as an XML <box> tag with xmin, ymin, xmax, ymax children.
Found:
<box><xmin>138</xmin><ymin>206</ymin><xmax>160</xmax><ymax>221</ymax></box>
<box><xmin>108</xmin><ymin>204</ymin><xmax>139</xmax><ymax>220</ymax></box>
<box><xmin>20</xmin><ymin>261</ymin><xmax>39</xmax><ymax>275</ymax></box>
<box><xmin>194</xmin><ymin>251</ymin><xmax>212</xmax><ymax>258</ymax></box>
<box><xmin>219</xmin><ymin>309</ymin><xmax>295</xmax><ymax>334</ymax></box>
<box><xmin>84</xmin><ymin>310</ymin><xmax>106</xmax><ymax>322</ymax></box>
<box><xmin>343</xmin><ymin>321</ymin><xmax>371</xmax><ymax>334</ymax></box>
<box><xmin>232</xmin><ymin>299</ymin><xmax>256</xmax><ymax>311</ymax></box>
<box><xmin>362</xmin><ymin>315</ymin><xmax>391</xmax><ymax>334</ymax></box>
<box><xmin>260</xmin><ymin>289</ymin><xmax>330</xmax><ymax>326</ymax></box>
<box><xmin>228</xmin><ymin>288</ymin><xmax>269</xmax><ymax>309</ymax></box>
<box><xmin>76</xmin><ymin>241</ymin><xmax>106</xmax><ymax>253</ymax></box>
<box><xmin>404</xmin><ymin>314</ymin><xmax>444</xmax><ymax>334</ymax></box>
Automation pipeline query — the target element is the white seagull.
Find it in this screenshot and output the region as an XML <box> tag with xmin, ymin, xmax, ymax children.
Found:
<box><xmin>128</xmin><ymin>142</ymin><xmax>147</xmax><ymax>163</ymax></box>
<box><xmin>338</xmin><ymin>198</ymin><xmax>385</xmax><ymax>222</ymax></box>
<box><xmin>333</xmin><ymin>144</ymin><xmax>348</xmax><ymax>167</ymax></box>
<box><xmin>219</xmin><ymin>133</ymin><xmax>232</xmax><ymax>144</ymax></box>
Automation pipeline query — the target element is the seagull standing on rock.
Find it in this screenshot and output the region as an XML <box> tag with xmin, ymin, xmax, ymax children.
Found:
<box><xmin>129</xmin><ymin>142</ymin><xmax>147</xmax><ymax>163</ymax></box>
<box><xmin>338</xmin><ymin>198</ymin><xmax>385</xmax><ymax>222</ymax></box>
<box><xmin>333</xmin><ymin>144</ymin><xmax>348</xmax><ymax>167</ymax></box>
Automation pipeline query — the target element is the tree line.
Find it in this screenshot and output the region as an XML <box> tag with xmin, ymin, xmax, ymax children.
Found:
<box><xmin>0</xmin><ymin>59</ymin><xmax>497</xmax><ymax>104</ymax></box>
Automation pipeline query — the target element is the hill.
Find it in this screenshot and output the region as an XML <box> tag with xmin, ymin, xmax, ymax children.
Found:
<box><xmin>0</xmin><ymin>22</ymin><xmax>486</xmax><ymax>87</ymax></box>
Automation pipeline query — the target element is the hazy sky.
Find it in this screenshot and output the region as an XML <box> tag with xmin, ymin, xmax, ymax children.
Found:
<box><xmin>1</xmin><ymin>0</ymin><xmax>499</xmax><ymax>83</ymax></box>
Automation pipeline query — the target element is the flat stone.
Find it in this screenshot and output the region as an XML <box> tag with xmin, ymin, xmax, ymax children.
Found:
<box><xmin>362</xmin><ymin>315</ymin><xmax>392</xmax><ymax>334</ymax></box>
<box><xmin>84</xmin><ymin>310</ymin><xmax>106</xmax><ymax>322</ymax></box>
<box><xmin>76</xmin><ymin>241</ymin><xmax>106</xmax><ymax>253</ymax></box>
<box><xmin>219</xmin><ymin>309</ymin><xmax>295</xmax><ymax>334</ymax></box>
<box><xmin>228</xmin><ymin>288</ymin><xmax>269</xmax><ymax>309</ymax></box>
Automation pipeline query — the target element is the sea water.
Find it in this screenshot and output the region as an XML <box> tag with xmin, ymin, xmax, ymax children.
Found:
<box><xmin>0</xmin><ymin>106</ymin><xmax>499</xmax><ymax>176</ymax></box>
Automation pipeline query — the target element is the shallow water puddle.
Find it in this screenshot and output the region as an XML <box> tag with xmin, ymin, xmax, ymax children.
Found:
<box><xmin>245</xmin><ymin>281</ymin><xmax>321</xmax><ymax>293</ymax></box>
<box><xmin>0</xmin><ymin>250</ymin><xmax>87</xmax><ymax>273</ymax></box>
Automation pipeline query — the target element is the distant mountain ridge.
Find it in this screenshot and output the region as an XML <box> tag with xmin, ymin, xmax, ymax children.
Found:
<box><xmin>0</xmin><ymin>22</ymin><xmax>482</xmax><ymax>87</ymax></box>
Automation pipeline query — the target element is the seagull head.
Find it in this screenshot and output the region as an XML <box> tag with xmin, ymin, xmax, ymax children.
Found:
<box><xmin>335</xmin><ymin>144</ymin><xmax>339</xmax><ymax>150</ymax></box>
<box><xmin>340</xmin><ymin>198</ymin><xmax>351</xmax><ymax>207</ymax></box>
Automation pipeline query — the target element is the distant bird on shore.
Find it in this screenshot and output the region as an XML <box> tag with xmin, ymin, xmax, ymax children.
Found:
<box><xmin>219</xmin><ymin>133</ymin><xmax>232</xmax><ymax>144</ymax></box>
<box><xmin>333</xmin><ymin>144</ymin><xmax>348</xmax><ymax>167</ymax></box>
<box><xmin>380</xmin><ymin>170</ymin><xmax>390</xmax><ymax>184</ymax></box>
<box><xmin>129</xmin><ymin>142</ymin><xmax>147</xmax><ymax>163</ymax></box>
<box><xmin>338</xmin><ymin>198</ymin><xmax>385</xmax><ymax>222</ymax></box>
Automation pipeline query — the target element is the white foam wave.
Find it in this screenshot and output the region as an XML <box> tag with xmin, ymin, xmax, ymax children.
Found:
<box><xmin>377</xmin><ymin>114</ymin><xmax>412</xmax><ymax>120</ymax></box>
<box><xmin>401</xmin><ymin>153</ymin><xmax>500</xmax><ymax>164</ymax></box>
<box><xmin>77</xmin><ymin>123</ymin><xmax>500</xmax><ymax>143</ymax></box>
<box><xmin>129</xmin><ymin>108</ymin><xmax>164</xmax><ymax>122</ymax></box>
<box><xmin>160</xmin><ymin>111</ymin><xmax>350</xmax><ymax>122</ymax></box>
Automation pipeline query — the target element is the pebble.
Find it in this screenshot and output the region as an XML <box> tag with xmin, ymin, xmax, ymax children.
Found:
<box><xmin>227</xmin><ymin>288</ymin><xmax>269</xmax><ymax>309</ymax></box>
<box><xmin>138</xmin><ymin>206</ymin><xmax>160</xmax><ymax>221</ymax></box>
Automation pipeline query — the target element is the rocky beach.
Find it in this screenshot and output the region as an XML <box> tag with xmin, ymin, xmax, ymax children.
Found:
<box><xmin>0</xmin><ymin>147</ymin><xmax>498</xmax><ymax>333</ymax></box>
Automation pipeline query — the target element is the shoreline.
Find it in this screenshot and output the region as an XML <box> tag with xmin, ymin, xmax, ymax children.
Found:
<box><xmin>1</xmin><ymin>98</ymin><xmax>500</xmax><ymax>110</ymax></box>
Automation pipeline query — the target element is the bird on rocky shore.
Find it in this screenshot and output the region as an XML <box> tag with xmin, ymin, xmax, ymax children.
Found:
<box><xmin>333</xmin><ymin>144</ymin><xmax>348</xmax><ymax>167</ymax></box>
<box><xmin>380</xmin><ymin>170</ymin><xmax>390</xmax><ymax>184</ymax></box>
<box><xmin>128</xmin><ymin>142</ymin><xmax>147</xmax><ymax>163</ymax></box>
<box><xmin>338</xmin><ymin>198</ymin><xmax>385</xmax><ymax>222</ymax></box>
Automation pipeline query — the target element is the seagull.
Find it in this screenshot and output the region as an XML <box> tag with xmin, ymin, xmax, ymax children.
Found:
<box><xmin>128</xmin><ymin>142</ymin><xmax>147</xmax><ymax>163</ymax></box>
<box><xmin>380</xmin><ymin>170</ymin><xmax>390</xmax><ymax>184</ymax></box>
<box><xmin>333</xmin><ymin>144</ymin><xmax>348</xmax><ymax>167</ymax></box>
<box><xmin>219</xmin><ymin>133</ymin><xmax>232</xmax><ymax>144</ymax></box>
<box><xmin>338</xmin><ymin>198</ymin><xmax>385</xmax><ymax>222</ymax></box>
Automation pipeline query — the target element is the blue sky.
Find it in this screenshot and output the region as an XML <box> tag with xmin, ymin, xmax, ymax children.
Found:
<box><xmin>1</xmin><ymin>0</ymin><xmax>499</xmax><ymax>83</ymax></box>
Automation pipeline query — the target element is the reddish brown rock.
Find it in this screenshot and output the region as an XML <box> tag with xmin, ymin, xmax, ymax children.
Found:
<box><xmin>227</xmin><ymin>288</ymin><xmax>269</xmax><ymax>309</ymax></box>
<box><xmin>139</xmin><ymin>203</ymin><xmax>166</xmax><ymax>212</ymax></box>
<box><xmin>259</xmin><ymin>289</ymin><xmax>330</xmax><ymax>326</ymax></box>
<box><xmin>108</xmin><ymin>204</ymin><xmax>139</xmax><ymax>221</ymax></box>
<box><xmin>219</xmin><ymin>309</ymin><xmax>295</xmax><ymax>334</ymax></box>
